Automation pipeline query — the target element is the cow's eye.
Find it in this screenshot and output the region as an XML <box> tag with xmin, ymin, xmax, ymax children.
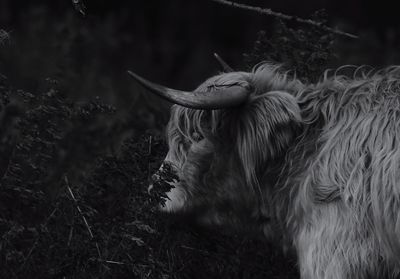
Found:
<box><xmin>192</xmin><ymin>132</ymin><xmax>203</xmax><ymax>142</ymax></box>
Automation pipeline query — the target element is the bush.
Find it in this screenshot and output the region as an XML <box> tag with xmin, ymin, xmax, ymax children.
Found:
<box><xmin>0</xmin><ymin>84</ymin><xmax>299</xmax><ymax>278</ymax></box>
<box><xmin>243</xmin><ymin>11</ymin><xmax>335</xmax><ymax>82</ymax></box>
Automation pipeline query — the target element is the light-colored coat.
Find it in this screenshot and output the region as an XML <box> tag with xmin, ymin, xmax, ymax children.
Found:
<box><xmin>156</xmin><ymin>64</ymin><xmax>400</xmax><ymax>279</ymax></box>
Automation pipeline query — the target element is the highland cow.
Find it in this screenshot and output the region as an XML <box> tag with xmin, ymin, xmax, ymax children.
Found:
<box><xmin>129</xmin><ymin>63</ymin><xmax>400</xmax><ymax>279</ymax></box>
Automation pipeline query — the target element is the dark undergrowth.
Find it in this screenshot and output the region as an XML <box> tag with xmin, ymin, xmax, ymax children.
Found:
<box><xmin>0</xmin><ymin>12</ymin><xmax>334</xmax><ymax>279</ymax></box>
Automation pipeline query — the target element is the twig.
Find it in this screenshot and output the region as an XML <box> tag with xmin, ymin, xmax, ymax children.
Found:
<box><xmin>210</xmin><ymin>0</ymin><xmax>358</xmax><ymax>39</ymax></box>
<box><xmin>148</xmin><ymin>135</ymin><xmax>152</xmax><ymax>156</ymax></box>
<box><xmin>67</xmin><ymin>226</ymin><xmax>74</xmax><ymax>247</ymax></box>
<box><xmin>65</xmin><ymin>176</ymin><xmax>101</xmax><ymax>258</ymax></box>
<box><xmin>19</xmin><ymin>207</ymin><xmax>58</xmax><ymax>272</ymax></box>
<box><xmin>103</xmin><ymin>260</ymin><xmax>126</xmax><ymax>265</ymax></box>
<box><xmin>147</xmin><ymin>135</ymin><xmax>152</xmax><ymax>184</ymax></box>
<box><xmin>65</xmin><ymin>177</ymin><xmax>94</xmax><ymax>238</ymax></box>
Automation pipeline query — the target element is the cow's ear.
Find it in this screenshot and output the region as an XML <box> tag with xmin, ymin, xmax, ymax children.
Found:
<box><xmin>231</xmin><ymin>91</ymin><xmax>302</xmax><ymax>186</ymax></box>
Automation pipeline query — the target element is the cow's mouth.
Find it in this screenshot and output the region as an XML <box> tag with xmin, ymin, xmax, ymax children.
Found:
<box><xmin>159</xmin><ymin>182</ymin><xmax>187</xmax><ymax>212</ymax></box>
<box><xmin>148</xmin><ymin>160</ymin><xmax>186</xmax><ymax>212</ymax></box>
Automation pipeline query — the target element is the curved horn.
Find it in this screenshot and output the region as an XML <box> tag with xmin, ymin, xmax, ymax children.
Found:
<box><xmin>127</xmin><ymin>70</ymin><xmax>249</xmax><ymax>110</ymax></box>
<box><xmin>214</xmin><ymin>53</ymin><xmax>234</xmax><ymax>72</ymax></box>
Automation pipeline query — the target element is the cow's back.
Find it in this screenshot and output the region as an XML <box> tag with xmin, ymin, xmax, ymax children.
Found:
<box><xmin>277</xmin><ymin>68</ymin><xmax>400</xmax><ymax>278</ymax></box>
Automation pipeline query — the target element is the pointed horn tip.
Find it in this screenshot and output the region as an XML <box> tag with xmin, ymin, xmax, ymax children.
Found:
<box><xmin>127</xmin><ymin>70</ymin><xmax>151</xmax><ymax>87</ymax></box>
<box><xmin>127</xmin><ymin>70</ymin><xmax>138</xmax><ymax>79</ymax></box>
<box><xmin>213</xmin><ymin>53</ymin><xmax>234</xmax><ymax>73</ymax></box>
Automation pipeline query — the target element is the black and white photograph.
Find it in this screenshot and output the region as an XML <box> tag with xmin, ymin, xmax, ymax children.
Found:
<box><xmin>1</xmin><ymin>0</ymin><xmax>400</xmax><ymax>278</ymax></box>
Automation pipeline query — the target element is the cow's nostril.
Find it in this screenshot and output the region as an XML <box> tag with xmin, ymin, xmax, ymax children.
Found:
<box><xmin>147</xmin><ymin>184</ymin><xmax>154</xmax><ymax>195</ymax></box>
<box><xmin>151</xmin><ymin>174</ymin><xmax>159</xmax><ymax>183</ymax></box>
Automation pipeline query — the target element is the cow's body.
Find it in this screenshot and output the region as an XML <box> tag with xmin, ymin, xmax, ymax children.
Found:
<box><xmin>277</xmin><ymin>66</ymin><xmax>400</xmax><ymax>278</ymax></box>
<box><xmin>134</xmin><ymin>64</ymin><xmax>400</xmax><ymax>278</ymax></box>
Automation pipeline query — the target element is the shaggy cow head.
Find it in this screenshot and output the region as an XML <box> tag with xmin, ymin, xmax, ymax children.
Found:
<box><xmin>129</xmin><ymin>64</ymin><xmax>303</xmax><ymax>234</ymax></box>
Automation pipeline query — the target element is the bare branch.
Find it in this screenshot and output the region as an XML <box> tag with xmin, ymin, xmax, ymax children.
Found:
<box><xmin>66</xmin><ymin>179</ymin><xmax>94</xmax><ymax>239</ymax></box>
<box><xmin>210</xmin><ymin>0</ymin><xmax>358</xmax><ymax>39</ymax></box>
<box><xmin>65</xmin><ymin>176</ymin><xmax>102</xmax><ymax>258</ymax></box>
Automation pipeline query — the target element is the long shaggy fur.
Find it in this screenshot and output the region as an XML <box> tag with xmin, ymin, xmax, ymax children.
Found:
<box><xmin>162</xmin><ymin>63</ymin><xmax>400</xmax><ymax>278</ymax></box>
<box><xmin>278</xmin><ymin>66</ymin><xmax>400</xmax><ymax>278</ymax></box>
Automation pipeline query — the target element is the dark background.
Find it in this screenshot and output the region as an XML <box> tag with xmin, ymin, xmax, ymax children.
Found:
<box><xmin>1</xmin><ymin>0</ymin><xmax>400</xmax><ymax>106</ymax></box>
